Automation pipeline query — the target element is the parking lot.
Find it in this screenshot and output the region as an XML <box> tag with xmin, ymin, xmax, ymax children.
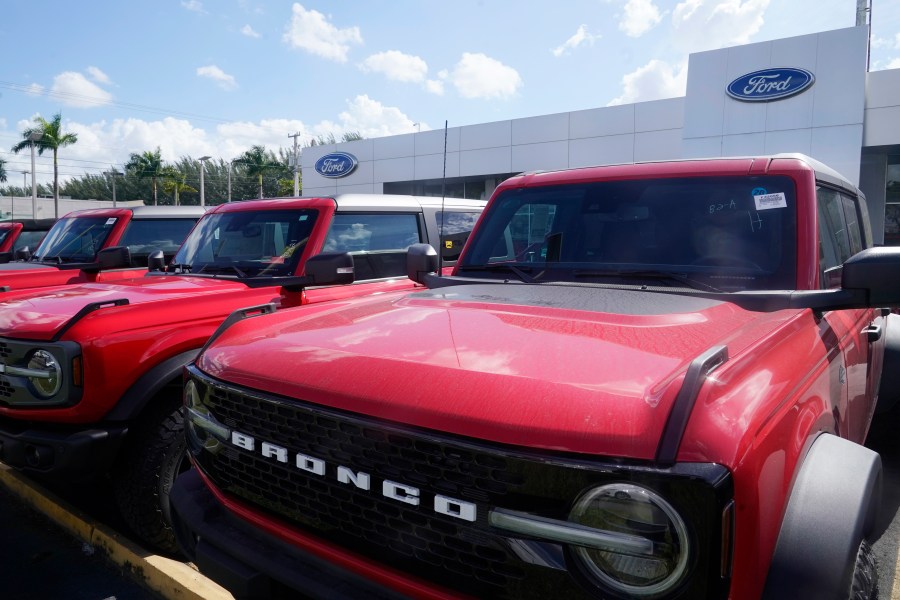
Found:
<box><xmin>0</xmin><ymin>413</ymin><xmax>899</xmax><ymax>600</ymax></box>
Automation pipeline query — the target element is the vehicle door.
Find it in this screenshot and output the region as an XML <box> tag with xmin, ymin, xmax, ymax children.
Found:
<box><xmin>817</xmin><ymin>186</ymin><xmax>882</xmax><ymax>442</ymax></box>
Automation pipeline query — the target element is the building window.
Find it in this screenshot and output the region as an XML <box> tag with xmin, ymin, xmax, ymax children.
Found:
<box><xmin>886</xmin><ymin>156</ymin><xmax>900</xmax><ymax>246</ymax></box>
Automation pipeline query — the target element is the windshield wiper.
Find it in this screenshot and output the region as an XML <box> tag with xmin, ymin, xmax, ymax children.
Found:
<box><xmin>169</xmin><ymin>262</ymin><xmax>192</xmax><ymax>273</ymax></box>
<box><xmin>573</xmin><ymin>269</ymin><xmax>722</xmax><ymax>293</ymax></box>
<box><xmin>196</xmin><ymin>263</ymin><xmax>248</xmax><ymax>278</ymax></box>
<box><xmin>457</xmin><ymin>263</ymin><xmax>537</xmax><ymax>283</ymax></box>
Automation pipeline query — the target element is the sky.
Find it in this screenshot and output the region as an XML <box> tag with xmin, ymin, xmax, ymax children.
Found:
<box><xmin>0</xmin><ymin>0</ymin><xmax>898</xmax><ymax>188</ymax></box>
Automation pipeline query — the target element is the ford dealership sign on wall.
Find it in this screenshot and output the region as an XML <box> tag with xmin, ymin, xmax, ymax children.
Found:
<box><xmin>315</xmin><ymin>152</ymin><xmax>358</xmax><ymax>178</ymax></box>
<box><xmin>726</xmin><ymin>68</ymin><xmax>815</xmax><ymax>102</ymax></box>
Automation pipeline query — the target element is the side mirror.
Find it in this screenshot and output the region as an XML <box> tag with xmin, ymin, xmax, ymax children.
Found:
<box><xmin>14</xmin><ymin>247</ymin><xmax>31</xmax><ymax>262</ymax></box>
<box><xmin>407</xmin><ymin>243</ymin><xmax>438</xmax><ymax>284</ymax></box>
<box><xmin>0</xmin><ymin>252</ymin><xmax>13</xmax><ymax>264</ymax></box>
<box><xmin>95</xmin><ymin>246</ymin><xmax>131</xmax><ymax>271</ymax></box>
<box><xmin>147</xmin><ymin>249</ymin><xmax>166</xmax><ymax>272</ymax></box>
<box><xmin>304</xmin><ymin>252</ymin><xmax>354</xmax><ymax>286</ymax></box>
<box><xmin>842</xmin><ymin>247</ymin><xmax>900</xmax><ymax>305</ymax></box>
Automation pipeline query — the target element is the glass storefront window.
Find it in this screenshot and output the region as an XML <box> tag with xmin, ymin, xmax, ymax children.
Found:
<box><xmin>886</xmin><ymin>156</ymin><xmax>900</xmax><ymax>246</ymax></box>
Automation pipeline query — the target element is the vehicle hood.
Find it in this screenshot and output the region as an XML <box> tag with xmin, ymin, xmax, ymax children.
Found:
<box><xmin>0</xmin><ymin>263</ymin><xmax>57</xmax><ymax>273</ymax></box>
<box><xmin>198</xmin><ymin>283</ymin><xmax>798</xmax><ymax>459</ymax></box>
<box><xmin>0</xmin><ymin>275</ymin><xmax>254</xmax><ymax>340</ymax></box>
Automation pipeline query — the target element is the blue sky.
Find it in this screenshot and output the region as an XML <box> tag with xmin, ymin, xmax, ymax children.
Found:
<box><xmin>0</xmin><ymin>0</ymin><xmax>898</xmax><ymax>187</ymax></box>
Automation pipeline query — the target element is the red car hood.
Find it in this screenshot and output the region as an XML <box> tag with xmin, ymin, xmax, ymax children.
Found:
<box><xmin>0</xmin><ymin>276</ymin><xmax>255</xmax><ymax>340</ymax></box>
<box><xmin>198</xmin><ymin>283</ymin><xmax>798</xmax><ymax>459</ymax></box>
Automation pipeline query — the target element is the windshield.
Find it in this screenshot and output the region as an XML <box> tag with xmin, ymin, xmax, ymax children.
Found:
<box><xmin>33</xmin><ymin>216</ymin><xmax>118</xmax><ymax>263</ymax></box>
<box><xmin>172</xmin><ymin>208</ymin><xmax>319</xmax><ymax>277</ymax></box>
<box><xmin>459</xmin><ymin>176</ymin><xmax>798</xmax><ymax>291</ymax></box>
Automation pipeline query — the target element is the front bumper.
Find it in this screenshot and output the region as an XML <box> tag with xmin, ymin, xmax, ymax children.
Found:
<box><xmin>171</xmin><ymin>468</ymin><xmax>417</xmax><ymax>600</ymax></box>
<box><xmin>0</xmin><ymin>418</ymin><xmax>127</xmax><ymax>480</ymax></box>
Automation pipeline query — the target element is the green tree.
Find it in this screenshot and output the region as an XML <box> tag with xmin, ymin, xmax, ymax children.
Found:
<box><xmin>0</xmin><ymin>158</ymin><xmax>6</xmax><ymax>184</ymax></box>
<box><xmin>160</xmin><ymin>166</ymin><xmax>197</xmax><ymax>206</ymax></box>
<box><xmin>125</xmin><ymin>148</ymin><xmax>166</xmax><ymax>206</ymax></box>
<box><xmin>10</xmin><ymin>112</ymin><xmax>78</xmax><ymax>217</ymax></box>
<box><xmin>234</xmin><ymin>145</ymin><xmax>280</xmax><ymax>199</ymax></box>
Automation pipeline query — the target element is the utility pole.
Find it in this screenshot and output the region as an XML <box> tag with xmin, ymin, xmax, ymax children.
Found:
<box><xmin>288</xmin><ymin>131</ymin><xmax>302</xmax><ymax>196</ymax></box>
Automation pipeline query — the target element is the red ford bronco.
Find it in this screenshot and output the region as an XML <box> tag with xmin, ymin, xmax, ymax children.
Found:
<box><xmin>0</xmin><ymin>218</ymin><xmax>56</xmax><ymax>258</ymax></box>
<box><xmin>0</xmin><ymin>194</ymin><xmax>484</xmax><ymax>553</ymax></box>
<box><xmin>0</xmin><ymin>206</ymin><xmax>204</xmax><ymax>292</ymax></box>
<box><xmin>172</xmin><ymin>155</ymin><xmax>900</xmax><ymax>600</ymax></box>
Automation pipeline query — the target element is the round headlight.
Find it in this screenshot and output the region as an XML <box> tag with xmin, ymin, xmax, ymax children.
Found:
<box><xmin>27</xmin><ymin>350</ymin><xmax>62</xmax><ymax>398</ymax></box>
<box><xmin>569</xmin><ymin>483</ymin><xmax>689</xmax><ymax>597</ymax></box>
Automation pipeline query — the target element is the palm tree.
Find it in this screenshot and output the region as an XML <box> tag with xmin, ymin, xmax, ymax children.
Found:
<box><xmin>234</xmin><ymin>145</ymin><xmax>278</xmax><ymax>199</ymax></box>
<box><xmin>125</xmin><ymin>148</ymin><xmax>165</xmax><ymax>205</ymax></box>
<box><xmin>0</xmin><ymin>158</ymin><xmax>7</xmax><ymax>184</ymax></box>
<box><xmin>160</xmin><ymin>166</ymin><xmax>197</xmax><ymax>206</ymax></box>
<box><xmin>10</xmin><ymin>112</ymin><xmax>78</xmax><ymax>218</ymax></box>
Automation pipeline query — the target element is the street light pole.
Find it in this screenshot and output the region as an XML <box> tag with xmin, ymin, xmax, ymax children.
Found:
<box><xmin>18</xmin><ymin>170</ymin><xmax>28</xmax><ymax>219</ymax></box>
<box><xmin>28</xmin><ymin>132</ymin><xmax>43</xmax><ymax>219</ymax></box>
<box><xmin>288</xmin><ymin>132</ymin><xmax>302</xmax><ymax>196</ymax></box>
<box><xmin>106</xmin><ymin>168</ymin><xmax>121</xmax><ymax>207</ymax></box>
<box><xmin>198</xmin><ymin>156</ymin><xmax>211</xmax><ymax>206</ymax></box>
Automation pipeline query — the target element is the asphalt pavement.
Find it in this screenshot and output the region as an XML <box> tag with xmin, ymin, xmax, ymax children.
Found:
<box><xmin>2</xmin><ymin>426</ymin><xmax>900</xmax><ymax>600</ymax></box>
<box><xmin>0</xmin><ymin>479</ymin><xmax>160</xmax><ymax>600</ymax></box>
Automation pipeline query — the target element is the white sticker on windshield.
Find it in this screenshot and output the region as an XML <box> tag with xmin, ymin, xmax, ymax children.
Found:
<box><xmin>105</xmin><ymin>218</ymin><xmax>117</xmax><ymax>225</ymax></box>
<box><xmin>754</xmin><ymin>192</ymin><xmax>787</xmax><ymax>211</ymax></box>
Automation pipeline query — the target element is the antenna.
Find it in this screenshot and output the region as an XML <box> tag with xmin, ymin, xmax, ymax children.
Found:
<box><xmin>438</xmin><ymin>120</ymin><xmax>448</xmax><ymax>275</ymax></box>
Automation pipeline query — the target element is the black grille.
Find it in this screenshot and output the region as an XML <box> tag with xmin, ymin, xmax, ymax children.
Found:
<box><xmin>0</xmin><ymin>342</ymin><xmax>10</xmax><ymax>359</ymax></box>
<box><xmin>190</xmin><ymin>368</ymin><xmax>733</xmax><ymax>600</ymax></box>
<box><xmin>202</xmin><ymin>383</ymin><xmax>527</xmax><ymax>595</ymax></box>
<box><xmin>0</xmin><ymin>375</ymin><xmax>12</xmax><ymax>398</ymax></box>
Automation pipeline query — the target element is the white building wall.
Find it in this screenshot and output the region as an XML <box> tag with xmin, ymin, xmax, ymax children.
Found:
<box><xmin>683</xmin><ymin>26</ymin><xmax>868</xmax><ymax>185</ymax></box>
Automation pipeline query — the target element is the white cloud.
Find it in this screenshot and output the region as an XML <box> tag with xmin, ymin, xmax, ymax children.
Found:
<box><xmin>551</xmin><ymin>25</ymin><xmax>600</xmax><ymax>57</ymax></box>
<box><xmin>181</xmin><ymin>0</ymin><xmax>204</xmax><ymax>13</ymax></box>
<box><xmin>331</xmin><ymin>94</ymin><xmax>420</xmax><ymax>138</ymax></box>
<box><xmin>671</xmin><ymin>0</ymin><xmax>770</xmax><ymax>52</ymax></box>
<box><xmin>872</xmin><ymin>34</ymin><xmax>900</xmax><ymax>50</ymax></box>
<box><xmin>424</xmin><ymin>79</ymin><xmax>444</xmax><ymax>95</ymax></box>
<box><xmin>25</xmin><ymin>83</ymin><xmax>44</xmax><ymax>96</ymax></box>
<box><xmin>359</xmin><ymin>50</ymin><xmax>428</xmax><ymax>83</ymax></box>
<box><xmin>51</xmin><ymin>72</ymin><xmax>113</xmax><ymax>108</ymax></box>
<box><xmin>86</xmin><ymin>66</ymin><xmax>112</xmax><ymax>85</ymax></box>
<box><xmin>240</xmin><ymin>24</ymin><xmax>261</xmax><ymax>38</ymax></box>
<box><xmin>197</xmin><ymin>65</ymin><xmax>238</xmax><ymax>91</ymax></box>
<box><xmin>608</xmin><ymin>59</ymin><xmax>687</xmax><ymax>105</ymax></box>
<box><xmin>620</xmin><ymin>0</ymin><xmax>663</xmax><ymax>37</ymax></box>
<box><xmin>282</xmin><ymin>3</ymin><xmax>363</xmax><ymax>63</ymax></box>
<box><xmin>447</xmin><ymin>53</ymin><xmax>523</xmax><ymax>100</ymax></box>
<box><xmin>39</xmin><ymin>95</ymin><xmax>419</xmax><ymax>184</ymax></box>
<box><xmin>886</xmin><ymin>58</ymin><xmax>900</xmax><ymax>69</ymax></box>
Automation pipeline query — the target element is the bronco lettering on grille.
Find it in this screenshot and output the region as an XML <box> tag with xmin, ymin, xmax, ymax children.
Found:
<box><xmin>230</xmin><ymin>431</ymin><xmax>478</xmax><ymax>522</ymax></box>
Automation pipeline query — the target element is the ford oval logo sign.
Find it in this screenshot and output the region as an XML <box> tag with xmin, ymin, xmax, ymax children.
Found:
<box><xmin>726</xmin><ymin>67</ymin><xmax>815</xmax><ymax>102</ymax></box>
<box><xmin>314</xmin><ymin>152</ymin><xmax>358</xmax><ymax>178</ymax></box>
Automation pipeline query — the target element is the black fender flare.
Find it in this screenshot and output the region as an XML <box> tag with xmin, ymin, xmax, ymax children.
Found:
<box><xmin>876</xmin><ymin>312</ymin><xmax>900</xmax><ymax>413</ymax></box>
<box><xmin>762</xmin><ymin>433</ymin><xmax>881</xmax><ymax>600</ymax></box>
<box><xmin>105</xmin><ymin>349</ymin><xmax>200</xmax><ymax>422</ymax></box>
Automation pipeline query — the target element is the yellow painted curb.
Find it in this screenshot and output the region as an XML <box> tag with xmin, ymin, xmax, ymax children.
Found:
<box><xmin>0</xmin><ymin>464</ymin><xmax>232</xmax><ymax>600</ymax></box>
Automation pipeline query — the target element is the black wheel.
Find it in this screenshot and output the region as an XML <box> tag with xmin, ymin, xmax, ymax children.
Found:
<box><xmin>112</xmin><ymin>391</ymin><xmax>189</xmax><ymax>555</ymax></box>
<box><xmin>849</xmin><ymin>539</ymin><xmax>879</xmax><ymax>600</ymax></box>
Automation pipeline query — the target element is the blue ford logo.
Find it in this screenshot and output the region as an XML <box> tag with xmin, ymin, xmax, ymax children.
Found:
<box><xmin>726</xmin><ymin>67</ymin><xmax>815</xmax><ymax>102</ymax></box>
<box><xmin>314</xmin><ymin>152</ymin><xmax>358</xmax><ymax>178</ymax></box>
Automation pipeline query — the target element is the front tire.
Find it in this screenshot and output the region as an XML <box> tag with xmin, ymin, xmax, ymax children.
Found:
<box><xmin>850</xmin><ymin>540</ymin><xmax>879</xmax><ymax>600</ymax></box>
<box><xmin>112</xmin><ymin>393</ymin><xmax>188</xmax><ymax>554</ymax></box>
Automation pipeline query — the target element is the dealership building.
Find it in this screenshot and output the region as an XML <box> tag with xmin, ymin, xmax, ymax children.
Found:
<box><xmin>301</xmin><ymin>25</ymin><xmax>900</xmax><ymax>244</ymax></box>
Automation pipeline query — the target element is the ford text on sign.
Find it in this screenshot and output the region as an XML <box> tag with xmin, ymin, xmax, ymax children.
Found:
<box><xmin>726</xmin><ymin>67</ymin><xmax>815</xmax><ymax>102</ymax></box>
<box><xmin>314</xmin><ymin>152</ymin><xmax>359</xmax><ymax>178</ymax></box>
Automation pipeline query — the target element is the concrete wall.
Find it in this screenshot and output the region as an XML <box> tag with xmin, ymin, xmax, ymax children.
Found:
<box><xmin>301</xmin><ymin>98</ymin><xmax>684</xmax><ymax>197</ymax></box>
<box><xmin>0</xmin><ymin>196</ymin><xmax>144</xmax><ymax>220</ymax></box>
<box><xmin>683</xmin><ymin>26</ymin><xmax>869</xmax><ymax>185</ymax></box>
